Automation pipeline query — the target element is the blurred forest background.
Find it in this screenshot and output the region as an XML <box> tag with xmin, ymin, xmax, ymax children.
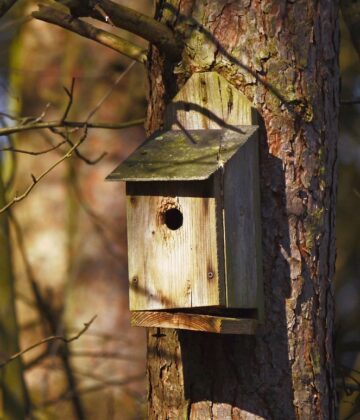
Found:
<box><xmin>0</xmin><ymin>1</ymin><xmax>359</xmax><ymax>419</ymax></box>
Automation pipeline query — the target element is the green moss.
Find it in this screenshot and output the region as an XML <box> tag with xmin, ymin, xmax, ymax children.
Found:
<box><xmin>305</xmin><ymin>206</ymin><xmax>325</xmax><ymax>251</ymax></box>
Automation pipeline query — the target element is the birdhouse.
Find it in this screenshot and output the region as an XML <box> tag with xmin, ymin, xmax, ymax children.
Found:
<box><xmin>107</xmin><ymin>126</ymin><xmax>263</xmax><ymax>334</ymax></box>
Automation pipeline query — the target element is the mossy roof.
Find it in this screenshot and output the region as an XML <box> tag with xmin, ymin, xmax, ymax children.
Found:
<box><xmin>106</xmin><ymin>126</ymin><xmax>258</xmax><ymax>181</ymax></box>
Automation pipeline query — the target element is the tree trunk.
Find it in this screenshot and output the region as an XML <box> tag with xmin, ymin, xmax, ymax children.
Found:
<box><xmin>0</xmin><ymin>172</ymin><xmax>28</xmax><ymax>420</ymax></box>
<box><xmin>145</xmin><ymin>1</ymin><xmax>339</xmax><ymax>419</ymax></box>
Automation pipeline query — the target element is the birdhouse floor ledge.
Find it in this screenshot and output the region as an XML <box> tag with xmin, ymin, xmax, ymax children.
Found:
<box><xmin>131</xmin><ymin>311</ymin><xmax>258</xmax><ymax>334</ymax></box>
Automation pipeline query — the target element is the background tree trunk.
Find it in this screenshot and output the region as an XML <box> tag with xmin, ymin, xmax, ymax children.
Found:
<box><xmin>0</xmin><ymin>14</ymin><xmax>28</xmax><ymax>417</ymax></box>
<box><xmin>146</xmin><ymin>1</ymin><xmax>339</xmax><ymax>418</ymax></box>
<box><xmin>0</xmin><ymin>172</ymin><xmax>28</xmax><ymax>420</ymax></box>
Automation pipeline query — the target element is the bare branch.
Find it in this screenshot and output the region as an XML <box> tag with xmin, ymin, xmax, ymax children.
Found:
<box><xmin>0</xmin><ymin>315</ymin><xmax>97</xmax><ymax>368</ymax></box>
<box><xmin>0</xmin><ymin>0</ymin><xmax>17</xmax><ymax>19</ymax></box>
<box><xmin>0</xmin><ymin>127</ymin><xmax>88</xmax><ymax>214</ymax></box>
<box><xmin>62</xmin><ymin>78</ymin><xmax>76</xmax><ymax>122</ymax></box>
<box><xmin>86</xmin><ymin>60</ymin><xmax>136</xmax><ymax>122</ymax></box>
<box><xmin>51</xmin><ymin>127</ymin><xmax>107</xmax><ymax>165</ymax></box>
<box><xmin>32</xmin><ymin>6</ymin><xmax>147</xmax><ymax>64</ymax></box>
<box><xmin>0</xmin><ymin>117</ymin><xmax>145</xmax><ymax>137</ymax></box>
<box><xmin>89</xmin><ymin>0</ymin><xmax>182</xmax><ymax>61</ymax></box>
<box><xmin>93</xmin><ymin>3</ymin><xmax>114</xmax><ymax>26</ymax></box>
<box><xmin>32</xmin><ymin>102</ymin><xmax>51</xmax><ymax>124</ymax></box>
<box><xmin>0</xmin><ymin>111</ymin><xmax>19</xmax><ymax>121</ymax></box>
<box><xmin>51</xmin><ymin>0</ymin><xmax>181</xmax><ymax>60</ymax></box>
<box><xmin>1</xmin><ymin>140</ymin><xmax>67</xmax><ymax>155</ymax></box>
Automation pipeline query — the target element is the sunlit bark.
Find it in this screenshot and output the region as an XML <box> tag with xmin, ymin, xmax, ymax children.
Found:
<box><xmin>146</xmin><ymin>1</ymin><xmax>339</xmax><ymax>418</ymax></box>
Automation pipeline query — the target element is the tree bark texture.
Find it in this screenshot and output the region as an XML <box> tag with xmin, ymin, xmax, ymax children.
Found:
<box><xmin>146</xmin><ymin>1</ymin><xmax>339</xmax><ymax>419</ymax></box>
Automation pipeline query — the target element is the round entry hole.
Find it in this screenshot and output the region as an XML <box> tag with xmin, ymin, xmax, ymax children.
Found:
<box><xmin>163</xmin><ymin>208</ymin><xmax>183</xmax><ymax>230</ymax></box>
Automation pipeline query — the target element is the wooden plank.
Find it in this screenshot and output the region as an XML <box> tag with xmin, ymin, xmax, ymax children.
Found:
<box><xmin>127</xmin><ymin>195</ymin><xmax>223</xmax><ymax>310</ymax></box>
<box><xmin>131</xmin><ymin>311</ymin><xmax>258</xmax><ymax>335</ymax></box>
<box><xmin>106</xmin><ymin>127</ymin><xmax>258</xmax><ymax>181</ymax></box>
<box><xmin>166</xmin><ymin>72</ymin><xmax>255</xmax><ymax>129</ymax></box>
<box><xmin>223</xmin><ymin>132</ymin><xmax>262</xmax><ymax>308</ymax></box>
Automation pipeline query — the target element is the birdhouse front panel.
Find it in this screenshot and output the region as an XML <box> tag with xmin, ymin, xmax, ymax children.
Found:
<box><xmin>126</xmin><ymin>193</ymin><xmax>224</xmax><ymax>310</ymax></box>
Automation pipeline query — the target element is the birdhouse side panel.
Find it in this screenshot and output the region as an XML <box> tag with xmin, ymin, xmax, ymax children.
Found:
<box><xmin>224</xmin><ymin>135</ymin><xmax>262</xmax><ymax>308</ymax></box>
<box><xmin>126</xmin><ymin>195</ymin><xmax>223</xmax><ymax>310</ymax></box>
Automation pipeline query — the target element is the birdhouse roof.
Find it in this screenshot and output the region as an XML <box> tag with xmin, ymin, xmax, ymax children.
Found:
<box><xmin>106</xmin><ymin>126</ymin><xmax>258</xmax><ymax>181</ymax></box>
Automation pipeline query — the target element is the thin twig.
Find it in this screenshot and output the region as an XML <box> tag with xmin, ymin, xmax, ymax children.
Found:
<box><xmin>93</xmin><ymin>3</ymin><xmax>114</xmax><ymax>26</ymax></box>
<box><xmin>86</xmin><ymin>60</ymin><xmax>136</xmax><ymax>122</ymax></box>
<box><xmin>32</xmin><ymin>103</ymin><xmax>51</xmax><ymax>124</ymax></box>
<box><xmin>89</xmin><ymin>0</ymin><xmax>182</xmax><ymax>61</ymax></box>
<box><xmin>0</xmin><ymin>111</ymin><xmax>20</xmax><ymax>121</ymax></box>
<box><xmin>51</xmin><ymin>127</ymin><xmax>107</xmax><ymax>165</ymax></box>
<box><xmin>0</xmin><ymin>316</ymin><xmax>97</xmax><ymax>368</ymax></box>
<box><xmin>1</xmin><ymin>140</ymin><xmax>66</xmax><ymax>155</ymax></box>
<box><xmin>62</xmin><ymin>78</ymin><xmax>76</xmax><ymax>122</ymax></box>
<box><xmin>0</xmin><ymin>117</ymin><xmax>145</xmax><ymax>137</ymax></box>
<box><xmin>0</xmin><ymin>127</ymin><xmax>88</xmax><ymax>214</ymax></box>
<box><xmin>33</xmin><ymin>6</ymin><xmax>147</xmax><ymax>64</ymax></box>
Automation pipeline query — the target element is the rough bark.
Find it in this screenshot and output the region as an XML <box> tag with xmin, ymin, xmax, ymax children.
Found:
<box><xmin>146</xmin><ymin>1</ymin><xmax>339</xmax><ymax>419</ymax></box>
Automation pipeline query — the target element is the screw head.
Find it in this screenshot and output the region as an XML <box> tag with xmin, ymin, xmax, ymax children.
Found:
<box><xmin>207</xmin><ymin>271</ymin><xmax>214</xmax><ymax>279</ymax></box>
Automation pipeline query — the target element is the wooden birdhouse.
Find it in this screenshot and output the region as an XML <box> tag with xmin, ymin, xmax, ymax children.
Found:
<box><xmin>107</xmin><ymin>73</ymin><xmax>263</xmax><ymax>334</ymax></box>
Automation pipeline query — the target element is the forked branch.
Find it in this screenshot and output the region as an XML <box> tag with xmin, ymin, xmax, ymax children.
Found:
<box><xmin>0</xmin><ymin>118</ymin><xmax>145</xmax><ymax>137</ymax></box>
<box><xmin>0</xmin><ymin>126</ymin><xmax>88</xmax><ymax>214</ymax></box>
<box><xmin>0</xmin><ymin>315</ymin><xmax>97</xmax><ymax>368</ymax></box>
<box><xmin>88</xmin><ymin>0</ymin><xmax>182</xmax><ymax>61</ymax></box>
<box><xmin>33</xmin><ymin>6</ymin><xmax>147</xmax><ymax>64</ymax></box>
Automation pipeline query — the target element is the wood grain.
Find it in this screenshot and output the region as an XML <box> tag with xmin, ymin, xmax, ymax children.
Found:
<box><xmin>127</xmin><ymin>195</ymin><xmax>223</xmax><ymax>310</ymax></box>
<box><xmin>223</xmin><ymin>127</ymin><xmax>263</xmax><ymax>310</ymax></box>
<box><xmin>166</xmin><ymin>72</ymin><xmax>255</xmax><ymax>129</ymax></box>
<box><xmin>131</xmin><ymin>311</ymin><xmax>258</xmax><ymax>334</ymax></box>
